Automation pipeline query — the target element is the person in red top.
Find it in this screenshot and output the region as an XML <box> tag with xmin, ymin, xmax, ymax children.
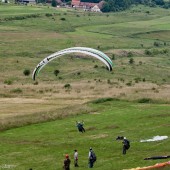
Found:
<box><xmin>63</xmin><ymin>154</ymin><xmax>71</xmax><ymax>170</ymax></box>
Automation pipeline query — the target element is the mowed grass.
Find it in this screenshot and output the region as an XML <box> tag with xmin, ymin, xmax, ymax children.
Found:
<box><xmin>0</xmin><ymin>100</ymin><xmax>170</xmax><ymax>170</ymax></box>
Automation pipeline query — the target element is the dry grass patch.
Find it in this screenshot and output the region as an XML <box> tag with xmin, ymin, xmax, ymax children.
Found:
<box><xmin>0</xmin><ymin>32</ymin><xmax>65</xmax><ymax>41</ymax></box>
<box><xmin>89</xmin><ymin>134</ymin><xmax>108</xmax><ymax>139</ymax></box>
<box><xmin>104</xmin><ymin>125</ymin><xmax>119</xmax><ymax>129</ymax></box>
<box><xmin>107</xmin><ymin>49</ymin><xmax>144</xmax><ymax>56</ymax></box>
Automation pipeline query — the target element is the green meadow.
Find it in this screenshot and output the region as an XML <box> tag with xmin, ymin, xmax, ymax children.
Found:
<box><xmin>0</xmin><ymin>100</ymin><xmax>170</xmax><ymax>170</ymax></box>
<box><xmin>0</xmin><ymin>3</ymin><xmax>170</xmax><ymax>170</ymax></box>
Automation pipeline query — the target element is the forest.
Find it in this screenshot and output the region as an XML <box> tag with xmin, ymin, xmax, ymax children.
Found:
<box><xmin>100</xmin><ymin>0</ymin><xmax>170</xmax><ymax>12</ymax></box>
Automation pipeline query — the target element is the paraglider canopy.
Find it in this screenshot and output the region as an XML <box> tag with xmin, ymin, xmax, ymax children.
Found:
<box><xmin>32</xmin><ymin>47</ymin><xmax>113</xmax><ymax>80</ymax></box>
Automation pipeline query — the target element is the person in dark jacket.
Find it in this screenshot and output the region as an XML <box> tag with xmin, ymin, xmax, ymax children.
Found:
<box><xmin>76</xmin><ymin>121</ymin><xmax>85</xmax><ymax>133</ymax></box>
<box><xmin>63</xmin><ymin>154</ymin><xmax>71</xmax><ymax>170</ymax></box>
<box><xmin>122</xmin><ymin>137</ymin><xmax>130</xmax><ymax>155</ymax></box>
<box><xmin>88</xmin><ymin>147</ymin><xmax>96</xmax><ymax>168</ymax></box>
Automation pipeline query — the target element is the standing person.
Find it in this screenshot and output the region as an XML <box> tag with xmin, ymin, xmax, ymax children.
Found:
<box><xmin>88</xmin><ymin>147</ymin><xmax>97</xmax><ymax>168</ymax></box>
<box><xmin>63</xmin><ymin>154</ymin><xmax>71</xmax><ymax>170</ymax></box>
<box><xmin>122</xmin><ymin>137</ymin><xmax>130</xmax><ymax>155</ymax></box>
<box><xmin>74</xmin><ymin>149</ymin><xmax>79</xmax><ymax>167</ymax></box>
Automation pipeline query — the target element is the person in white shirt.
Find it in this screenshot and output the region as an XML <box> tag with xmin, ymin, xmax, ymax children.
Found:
<box><xmin>88</xmin><ymin>147</ymin><xmax>96</xmax><ymax>168</ymax></box>
<box><xmin>74</xmin><ymin>149</ymin><xmax>79</xmax><ymax>167</ymax></box>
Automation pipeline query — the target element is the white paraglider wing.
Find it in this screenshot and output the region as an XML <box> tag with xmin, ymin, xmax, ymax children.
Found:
<box><xmin>32</xmin><ymin>47</ymin><xmax>113</xmax><ymax>80</ymax></box>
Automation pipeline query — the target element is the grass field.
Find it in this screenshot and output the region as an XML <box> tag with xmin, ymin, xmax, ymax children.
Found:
<box><xmin>0</xmin><ymin>100</ymin><xmax>170</xmax><ymax>170</ymax></box>
<box><xmin>0</xmin><ymin>3</ymin><xmax>170</xmax><ymax>170</ymax></box>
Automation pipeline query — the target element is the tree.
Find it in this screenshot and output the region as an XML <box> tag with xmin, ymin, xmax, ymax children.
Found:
<box><xmin>54</xmin><ymin>69</ymin><xmax>60</xmax><ymax>76</ymax></box>
<box><xmin>101</xmin><ymin>2</ymin><xmax>110</xmax><ymax>12</ymax></box>
<box><xmin>129</xmin><ymin>58</ymin><xmax>134</xmax><ymax>64</ymax></box>
<box><xmin>51</xmin><ymin>0</ymin><xmax>57</xmax><ymax>7</ymax></box>
<box><xmin>23</xmin><ymin>69</ymin><xmax>30</xmax><ymax>76</ymax></box>
<box><xmin>152</xmin><ymin>0</ymin><xmax>165</xmax><ymax>6</ymax></box>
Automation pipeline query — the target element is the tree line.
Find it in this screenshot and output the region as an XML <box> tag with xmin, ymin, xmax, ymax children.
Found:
<box><xmin>101</xmin><ymin>0</ymin><xmax>170</xmax><ymax>12</ymax></box>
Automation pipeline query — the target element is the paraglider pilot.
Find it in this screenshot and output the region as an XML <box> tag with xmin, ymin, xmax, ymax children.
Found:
<box><xmin>122</xmin><ymin>137</ymin><xmax>130</xmax><ymax>155</ymax></box>
<box><xmin>76</xmin><ymin>121</ymin><xmax>85</xmax><ymax>133</ymax></box>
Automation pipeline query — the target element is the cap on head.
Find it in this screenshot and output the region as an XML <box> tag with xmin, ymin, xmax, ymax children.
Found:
<box><xmin>124</xmin><ymin>137</ymin><xmax>126</xmax><ymax>139</ymax></box>
<box><xmin>90</xmin><ymin>147</ymin><xmax>92</xmax><ymax>150</ymax></box>
<box><xmin>65</xmin><ymin>154</ymin><xmax>69</xmax><ymax>158</ymax></box>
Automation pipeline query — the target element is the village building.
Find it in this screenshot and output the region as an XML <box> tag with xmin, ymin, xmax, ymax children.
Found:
<box><xmin>71</xmin><ymin>0</ymin><xmax>103</xmax><ymax>11</ymax></box>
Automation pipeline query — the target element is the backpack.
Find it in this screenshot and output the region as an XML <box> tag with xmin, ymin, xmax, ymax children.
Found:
<box><xmin>125</xmin><ymin>140</ymin><xmax>130</xmax><ymax>150</ymax></box>
<box><xmin>91</xmin><ymin>151</ymin><xmax>97</xmax><ymax>162</ymax></box>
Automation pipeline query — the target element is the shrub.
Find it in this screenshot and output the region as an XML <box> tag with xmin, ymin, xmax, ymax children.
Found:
<box><xmin>54</xmin><ymin>69</ymin><xmax>60</xmax><ymax>76</ymax></box>
<box><xmin>139</xmin><ymin>61</ymin><xmax>142</xmax><ymax>65</ymax></box>
<box><xmin>45</xmin><ymin>13</ymin><xmax>53</xmax><ymax>17</ymax></box>
<box><xmin>126</xmin><ymin>81</ymin><xmax>132</xmax><ymax>86</ymax></box>
<box><xmin>33</xmin><ymin>81</ymin><xmax>38</xmax><ymax>85</ymax></box>
<box><xmin>145</xmin><ymin>49</ymin><xmax>152</xmax><ymax>55</ymax></box>
<box><xmin>91</xmin><ymin>97</ymin><xmax>119</xmax><ymax>104</ymax></box>
<box><xmin>60</xmin><ymin>18</ymin><xmax>66</xmax><ymax>21</ymax></box>
<box><xmin>127</xmin><ymin>52</ymin><xmax>133</xmax><ymax>58</ymax></box>
<box><xmin>129</xmin><ymin>58</ymin><xmax>134</xmax><ymax>64</ymax></box>
<box><xmin>138</xmin><ymin>98</ymin><xmax>152</xmax><ymax>103</ymax></box>
<box><xmin>162</xmin><ymin>48</ymin><xmax>168</xmax><ymax>54</ymax></box>
<box><xmin>154</xmin><ymin>41</ymin><xmax>160</xmax><ymax>47</ymax></box>
<box><xmin>4</xmin><ymin>79</ymin><xmax>13</xmax><ymax>85</ymax></box>
<box><xmin>112</xmin><ymin>54</ymin><xmax>115</xmax><ymax>60</ymax></box>
<box><xmin>107</xmin><ymin>79</ymin><xmax>111</xmax><ymax>84</ymax></box>
<box><xmin>134</xmin><ymin>77</ymin><xmax>141</xmax><ymax>83</ymax></box>
<box><xmin>64</xmin><ymin>84</ymin><xmax>71</xmax><ymax>89</ymax></box>
<box><xmin>10</xmin><ymin>88</ymin><xmax>22</xmax><ymax>93</ymax></box>
<box><xmin>51</xmin><ymin>0</ymin><xmax>57</xmax><ymax>7</ymax></box>
<box><xmin>23</xmin><ymin>69</ymin><xmax>30</xmax><ymax>76</ymax></box>
<box><xmin>38</xmin><ymin>90</ymin><xmax>44</xmax><ymax>94</ymax></box>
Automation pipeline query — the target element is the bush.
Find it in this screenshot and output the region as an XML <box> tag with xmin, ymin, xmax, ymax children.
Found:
<box><xmin>134</xmin><ymin>77</ymin><xmax>141</xmax><ymax>83</ymax></box>
<box><xmin>64</xmin><ymin>84</ymin><xmax>71</xmax><ymax>89</ymax></box>
<box><xmin>60</xmin><ymin>18</ymin><xmax>66</xmax><ymax>21</ymax></box>
<box><xmin>45</xmin><ymin>13</ymin><xmax>53</xmax><ymax>17</ymax></box>
<box><xmin>23</xmin><ymin>69</ymin><xmax>30</xmax><ymax>76</ymax></box>
<box><xmin>112</xmin><ymin>54</ymin><xmax>115</xmax><ymax>60</ymax></box>
<box><xmin>153</xmin><ymin>41</ymin><xmax>160</xmax><ymax>47</ymax></box>
<box><xmin>94</xmin><ymin>65</ymin><xmax>98</xmax><ymax>68</ymax></box>
<box><xmin>126</xmin><ymin>81</ymin><xmax>132</xmax><ymax>86</ymax></box>
<box><xmin>10</xmin><ymin>88</ymin><xmax>23</xmax><ymax>93</ymax></box>
<box><xmin>54</xmin><ymin>69</ymin><xmax>60</xmax><ymax>76</ymax></box>
<box><xmin>4</xmin><ymin>79</ymin><xmax>13</xmax><ymax>85</ymax></box>
<box><xmin>91</xmin><ymin>97</ymin><xmax>119</xmax><ymax>104</ymax></box>
<box><xmin>129</xmin><ymin>58</ymin><xmax>134</xmax><ymax>64</ymax></box>
<box><xmin>138</xmin><ymin>98</ymin><xmax>152</xmax><ymax>103</ymax></box>
<box><xmin>51</xmin><ymin>0</ymin><xmax>57</xmax><ymax>7</ymax></box>
<box><xmin>145</xmin><ymin>49</ymin><xmax>152</xmax><ymax>55</ymax></box>
<box><xmin>127</xmin><ymin>52</ymin><xmax>133</xmax><ymax>58</ymax></box>
<box><xmin>33</xmin><ymin>81</ymin><xmax>38</xmax><ymax>85</ymax></box>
